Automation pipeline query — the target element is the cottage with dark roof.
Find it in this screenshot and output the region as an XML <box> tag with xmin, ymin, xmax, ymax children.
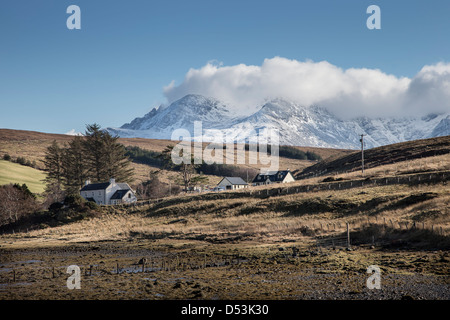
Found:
<box><xmin>80</xmin><ymin>178</ymin><xmax>137</xmax><ymax>205</ymax></box>
<box><xmin>252</xmin><ymin>170</ymin><xmax>295</xmax><ymax>186</ymax></box>
<box><xmin>216</xmin><ymin>177</ymin><xmax>249</xmax><ymax>190</ymax></box>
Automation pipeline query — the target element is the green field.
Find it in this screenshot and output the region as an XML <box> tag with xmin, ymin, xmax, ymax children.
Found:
<box><xmin>0</xmin><ymin>160</ymin><xmax>47</xmax><ymax>194</ymax></box>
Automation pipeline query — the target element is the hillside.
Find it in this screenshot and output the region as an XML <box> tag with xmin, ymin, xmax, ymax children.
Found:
<box><xmin>296</xmin><ymin>135</ymin><xmax>450</xmax><ymax>179</ymax></box>
<box><xmin>0</xmin><ymin>160</ymin><xmax>47</xmax><ymax>194</ymax></box>
<box><xmin>0</xmin><ymin>129</ymin><xmax>349</xmax><ymax>188</ymax></box>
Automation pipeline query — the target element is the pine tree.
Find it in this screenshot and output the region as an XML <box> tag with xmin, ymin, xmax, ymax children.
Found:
<box><xmin>102</xmin><ymin>132</ymin><xmax>134</xmax><ymax>183</ymax></box>
<box><xmin>62</xmin><ymin>136</ymin><xmax>88</xmax><ymax>194</ymax></box>
<box><xmin>82</xmin><ymin>123</ymin><xmax>134</xmax><ymax>183</ymax></box>
<box><xmin>83</xmin><ymin>123</ymin><xmax>107</xmax><ymax>182</ymax></box>
<box><xmin>43</xmin><ymin>140</ymin><xmax>65</xmax><ymax>202</ymax></box>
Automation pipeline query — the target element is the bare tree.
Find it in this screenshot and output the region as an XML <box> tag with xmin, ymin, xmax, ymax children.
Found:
<box><xmin>0</xmin><ymin>184</ymin><xmax>37</xmax><ymax>227</ymax></box>
<box><xmin>159</xmin><ymin>144</ymin><xmax>201</xmax><ymax>192</ymax></box>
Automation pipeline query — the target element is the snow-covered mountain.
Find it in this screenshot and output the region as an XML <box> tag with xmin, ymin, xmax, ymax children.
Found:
<box><xmin>106</xmin><ymin>94</ymin><xmax>450</xmax><ymax>149</ymax></box>
<box><xmin>110</xmin><ymin>94</ymin><xmax>241</xmax><ymax>140</ymax></box>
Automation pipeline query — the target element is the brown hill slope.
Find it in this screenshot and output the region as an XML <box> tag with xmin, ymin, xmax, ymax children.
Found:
<box><xmin>0</xmin><ymin>129</ymin><xmax>350</xmax><ymax>186</ymax></box>
<box><xmin>296</xmin><ymin>135</ymin><xmax>450</xmax><ymax>179</ymax></box>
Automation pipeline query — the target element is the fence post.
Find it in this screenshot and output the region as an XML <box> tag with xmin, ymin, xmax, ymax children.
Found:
<box><xmin>346</xmin><ymin>223</ymin><xmax>351</xmax><ymax>249</ymax></box>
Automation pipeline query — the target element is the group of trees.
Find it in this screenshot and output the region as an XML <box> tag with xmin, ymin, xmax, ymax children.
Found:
<box><xmin>124</xmin><ymin>146</ymin><xmax>165</xmax><ymax>167</ymax></box>
<box><xmin>243</xmin><ymin>144</ymin><xmax>322</xmax><ymax>161</ymax></box>
<box><xmin>43</xmin><ymin>124</ymin><xmax>134</xmax><ymax>202</ymax></box>
<box><xmin>0</xmin><ymin>183</ymin><xmax>37</xmax><ymax>227</ymax></box>
<box><xmin>135</xmin><ymin>174</ymin><xmax>182</xmax><ymax>199</ymax></box>
<box><xmin>158</xmin><ymin>144</ymin><xmax>208</xmax><ymax>193</ymax></box>
<box><xmin>2</xmin><ymin>153</ymin><xmax>37</xmax><ymax>168</ymax></box>
<box><xmin>198</xmin><ymin>162</ymin><xmax>259</xmax><ymax>183</ymax></box>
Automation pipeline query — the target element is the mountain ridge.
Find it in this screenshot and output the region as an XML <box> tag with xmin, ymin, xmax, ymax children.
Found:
<box><xmin>107</xmin><ymin>94</ymin><xmax>450</xmax><ymax>150</ymax></box>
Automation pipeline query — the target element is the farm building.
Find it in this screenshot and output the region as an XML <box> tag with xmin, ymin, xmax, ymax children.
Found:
<box><xmin>216</xmin><ymin>177</ymin><xmax>249</xmax><ymax>190</ymax></box>
<box><xmin>80</xmin><ymin>178</ymin><xmax>137</xmax><ymax>205</ymax></box>
<box><xmin>252</xmin><ymin>170</ymin><xmax>295</xmax><ymax>186</ymax></box>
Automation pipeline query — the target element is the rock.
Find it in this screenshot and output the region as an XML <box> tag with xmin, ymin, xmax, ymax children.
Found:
<box><xmin>191</xmin><ymin>289</ymin><xmax>204</xmax><ymax>298</ymax></box>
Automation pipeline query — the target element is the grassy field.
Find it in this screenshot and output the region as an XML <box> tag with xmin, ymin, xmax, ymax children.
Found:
<box><xmin>0</xmin><ymin>160</ymin><xmax>46</xmax><ymax>194</ymax></box>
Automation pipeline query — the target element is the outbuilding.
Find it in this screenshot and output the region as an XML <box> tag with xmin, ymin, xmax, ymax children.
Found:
<box><xmin>216</xmin><ymin>177</ymin><xmax>249</xmax><ymax>190</ymax></box>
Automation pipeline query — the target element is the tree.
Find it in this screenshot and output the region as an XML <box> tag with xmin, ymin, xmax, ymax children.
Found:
<box><xmin>62</xmin><ymin>136</ymin><xmax>88</xmax><ymax>194</ymax></box>
<box><xmin>82</xmin><ymin>123</ymin><xmax>134</xmax><ymax>183</ymax></box>
<box><xmin>101</xmin><ymin>133</ymin><xmax>134</xmax><ymax>183</ymax></box>
<box><xmin>0</xmin><ymin>184</ymin><xmax>37</xmax><ymax>227</ymax></box>
<box><xmin>83</xmin><ymin>123</ymin><xmax>107</xmax><ymax>182</ymax></box>
<box><xmin>43</xmin><ymin>140</ymin><xmax>65</xmax><ymax>202</ymax></box>
<box><xmin>159</xmin><ymin>144</ymin><xmax>202</xmax><ymax>192</ymax></box>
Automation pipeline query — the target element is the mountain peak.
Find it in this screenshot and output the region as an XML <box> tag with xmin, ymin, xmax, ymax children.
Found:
<box><xmin>107</xmin><ymin>94</ymin><xmax>450</xmax><ymax>149</ymax></box>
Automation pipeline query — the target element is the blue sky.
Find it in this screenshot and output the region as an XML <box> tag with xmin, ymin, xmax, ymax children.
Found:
<box><xmin>0</xmin><ymin>0</ymin><xmax>449</xmax><ymax>134</ymax></box>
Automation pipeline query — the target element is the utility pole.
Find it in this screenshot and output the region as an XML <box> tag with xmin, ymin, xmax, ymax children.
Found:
<box><xmin>360</xmin><ymin>134</ymin><xmax>365</xmax><ymax>176</ymax></box>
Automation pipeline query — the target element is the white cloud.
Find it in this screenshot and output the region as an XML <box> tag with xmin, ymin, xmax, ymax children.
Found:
<box><xmin>405</xmin><ymin>62</ymin><xmax>450</xmax><ymax>116</ymax></box>
<box><xmin>163</xmin><ymin>57</ymin><xmax>450</xmax><ymax>119</ymax></box>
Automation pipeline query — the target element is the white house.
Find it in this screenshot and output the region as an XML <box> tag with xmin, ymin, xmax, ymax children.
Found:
<box><xmin>216</xmin><ymin>177</ymin><xmax>249</xmax><ymax>190</ymax></box>
<box><xmin>80</xmin><ymin>178</ymin><xmax>137</xmax><ymax>205</ymax></box>
<box><xmin>252</xmin><ymin>170</ymin><xmax>295</xmax><ymax>186</ymax></box>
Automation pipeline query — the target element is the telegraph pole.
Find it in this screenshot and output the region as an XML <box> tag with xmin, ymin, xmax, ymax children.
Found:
<box><xmin>360</xmin><ymin>134</ymin><xmax>365</xmax><ymax>176</ymax></box>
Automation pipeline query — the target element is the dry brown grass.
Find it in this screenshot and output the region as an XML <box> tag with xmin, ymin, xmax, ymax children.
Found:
<box><xmin>1</xmin><ymin>129</ymin><xmax>448</xmax><ymax>250</ymax></box>
<box><xmin>3</xmin><ymin>177</ymin><xmax>448</xmax><ymax>250</ymax></box>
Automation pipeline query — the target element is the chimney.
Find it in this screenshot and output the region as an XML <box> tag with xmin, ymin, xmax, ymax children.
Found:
<box><xmin>85</xmin><ymin>179</ymin><xmax>90</xmax><ymax>186</ymax></box>
<box><xmin>109</xmin><ymin>178</ymin><xmax>115</xmax><ymax>185</ymax></box>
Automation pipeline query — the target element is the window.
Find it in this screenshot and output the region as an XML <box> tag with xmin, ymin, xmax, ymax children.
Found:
<box><xmin>128</xmin><ymin>193</ymin><xmax>131</xmax><ymax>198</ymax></box>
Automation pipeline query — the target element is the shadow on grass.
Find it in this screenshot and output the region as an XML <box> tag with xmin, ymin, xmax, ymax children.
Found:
<box><xmin>349</xmin><ymin>224</ymin><xmax>450</xmax><ymax>250</ymax></box>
